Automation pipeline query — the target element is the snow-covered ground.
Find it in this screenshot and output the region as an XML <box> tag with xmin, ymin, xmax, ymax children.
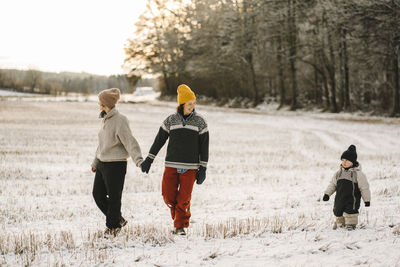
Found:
<box><xmin>0</xmin><ymin>100</ymin><xmax>399</xmax><ymax>266</ymax></box>
<box><xmin>0</xmin><ymin>88</ymin><xmax>160</xmax><ymax>104</ymax></box>
<box><xmin>0</xmin><ymin>89</ymin><xmax>40</xmax><ymax>97</ymax></box>
<box><xmin>123</xmin><ymin>87</ymin><xmax>161</xmax><ymax>103</ymax></box>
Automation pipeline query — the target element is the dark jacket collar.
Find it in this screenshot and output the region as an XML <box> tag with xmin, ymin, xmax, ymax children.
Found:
<box><xmin>341</xmin><ymin>162</ymin><xmax>361</xmax><ymax>171</ymax></box>
<box><xmin>177</xmin><ymin>110</ymin><xmax>196</xmax><ymax>118</ymax></box>
<box><xmin>177</xmin><ymin>110</ymin><xmax>195</xmax><ymax>126</ymax></box>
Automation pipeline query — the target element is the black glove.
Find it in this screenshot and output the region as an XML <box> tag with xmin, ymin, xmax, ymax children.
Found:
<box><xmin>365</xmin><ymin>202</ymin><xmax>370</xmax><ymax>207</ymax></box>
<box><xmin>141</xmin><ymin>157</ymin><xmax>153</xmax><ymax>174</ymax></box>
<box><xmin>196</xmin><ymin>166</ymin><xmax>206</xmax><ymax>184</ymax></box>
<box><xmin>322</xmin><ymin>194</ymin><xmax>329</xmax><ymax>201</ymax></box>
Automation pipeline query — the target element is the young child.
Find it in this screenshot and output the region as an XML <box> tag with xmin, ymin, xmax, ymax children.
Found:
<box><xmin>322</xmin><ymin>145</ymin><xmax>371</xmax><ymax>230</ymax></box>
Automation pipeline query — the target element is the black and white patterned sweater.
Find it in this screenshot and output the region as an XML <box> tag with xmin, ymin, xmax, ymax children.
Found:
<box><xmin>147</xmin><ymin>111</ymin><xmax>209</xmax><ymax>169</ymax></box>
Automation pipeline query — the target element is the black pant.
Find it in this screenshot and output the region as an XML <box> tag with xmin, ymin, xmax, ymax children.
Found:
<box><xmin>92</xmin><ymin>161</ymin><xmax>127</xmax><ymax>229</ymax></box>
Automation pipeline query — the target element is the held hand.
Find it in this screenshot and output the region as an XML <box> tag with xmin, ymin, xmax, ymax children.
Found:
<box><xmin>196</xmin><ymin>166</ymin><xmax>207</xmax><ymax>185</ymax></box>
<box><xmin>141</xmin><ymin>157</ymin><xmax>153</xmax><ymax>174</ymax></box>
<box><xmin>91</xmin><ymin>167</ymin><xmax>96</xmax><ymax>173</ymax></box>
<box><xmin>365</xmin><ymin>201</ymin><xmax>370</xmax><ymax>207</ymax></box>
<box><xmin>322</xmin><ymin>194</ymin><xmax>329</xmax><ymax>201</ymax></box>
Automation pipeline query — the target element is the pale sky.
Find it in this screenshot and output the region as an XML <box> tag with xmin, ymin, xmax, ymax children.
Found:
<box><xmin>0</xmin><ymin>0</ymin><xmax>148</xmax><ymax>76</ymax></box>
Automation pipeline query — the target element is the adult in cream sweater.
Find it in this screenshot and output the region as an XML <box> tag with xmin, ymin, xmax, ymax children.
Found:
<box><xmin>91</xmin><ymin>88</ymin><xmax>143</xmax><ymax>236</ymax></box>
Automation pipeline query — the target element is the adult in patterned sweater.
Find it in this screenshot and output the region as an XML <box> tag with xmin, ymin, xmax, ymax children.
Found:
<box><xmin>91</xmin><ymin>88</ymin><xmax>143</xmax><ymax>237</ymax></box>
<box><xmin>141</xmin><ymin>84</ymin><xmax>209</xmax><ymax>235</ymax></box>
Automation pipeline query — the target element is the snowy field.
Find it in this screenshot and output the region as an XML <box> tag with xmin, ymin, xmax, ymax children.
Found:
<box><xmin>0</xmin><ymin>99</ymin><xmax>400</xmax><ymax>266</ymax></box>
<box><xmin>0</xmin><ymin>88</ymin><xmax>159</xmax><ymax>104</ymax></box>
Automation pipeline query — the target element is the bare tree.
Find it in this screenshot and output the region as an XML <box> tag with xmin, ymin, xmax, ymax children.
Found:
<box><xmin>24</xmin><ymin>69</ymin><xmax>42</xmax><ymax>93</ymax></box>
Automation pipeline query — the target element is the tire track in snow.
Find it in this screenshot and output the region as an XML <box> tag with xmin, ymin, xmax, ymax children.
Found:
<box><xmin>332</xmin><ymin>131</ymin><xmax>378</xmax><ymax>152</ymax></box>
<box><xmin>312</xmin><ymin>128</ymin><xmax>388</xmax><ymax>154</ymax></box>
<box><xmin>290</xmin><ymin>129</ymin><xmax>312</xmax><ymax>159</ymax></box>
<box><xmin>311</xmin><ymin>129</ymin><xmax>344</xmax><ymax>151</ymax></box>
<box><xmin>289</xmin><ymin>128</ymin><xmax>332</xmax><ymax>160</ymax></box>
<box><xmin>338</xmin><ymin>130</ymin><xmax>398</xmax><ymax>153</ymax></box>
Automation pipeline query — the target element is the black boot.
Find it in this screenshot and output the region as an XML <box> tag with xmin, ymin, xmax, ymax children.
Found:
<box><xmin>104</xmin><ymin>227</ymin><xmax>121</xmax><ymax>238</ymax></box>
<box><xmin>120</xmin><ymin>216</ymin><xmax>128</xmax><ymax>227</ymax></box>
<box><xmin>173</xmin><ymin>228</ymin><xmax>186</xmax><ymax>235</ymax></box>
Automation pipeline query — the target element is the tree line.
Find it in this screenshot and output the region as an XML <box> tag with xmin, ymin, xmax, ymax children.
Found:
<box><xmin>125</xmin><ymin>0</ymin><xmax>400</xmax><ymax>116</ymax></box>
<box><xmin>0</xmin><ymin>68</ymin><xmax>147</xmax><ymax>95</ymax></box>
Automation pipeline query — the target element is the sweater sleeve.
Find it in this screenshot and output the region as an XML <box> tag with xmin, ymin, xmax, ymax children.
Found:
<box><xmin>199</xmin><ymin>119</ymin><xmax>209</xmax><ymax>168</ymax></box>
<box><xmin>117</xmin><ymin>117</ymin><xmax>143</xmax><ymax>167</ymax></box>
<box><xmin>148</xmin><ymin>117</ymin><xmax>170</xmax><ymax>159</ymax></box>
<box><xmin>324</xmin><ymin>171</ymin><xmax>338</xmax><ymax>196</ymax></box>
<box><xmin>357</xmin><ymin>171</ymin><xmax>371</xmax><ymax>202</ymax></box>
<box><xmin>91</xmin><ymin>146</ymin><xmax>100</xmax><ymax>169</ymax></box>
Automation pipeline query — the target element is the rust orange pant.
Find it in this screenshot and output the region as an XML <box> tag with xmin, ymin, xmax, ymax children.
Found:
<box><xmin>162</xmin><ymin>167</ymin><xmax>197</xmax><ymax>228</ymax></box>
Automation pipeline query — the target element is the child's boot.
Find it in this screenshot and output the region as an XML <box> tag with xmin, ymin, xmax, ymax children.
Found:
<box><xmin>333</xmin><ymin>216</ymin><xmax>345</xmax><ymax>230</ymax></box>
<box><xmin>343</xmin><ymin>212</ymin><xmax>358</xmax><ymax>230</ymax></box>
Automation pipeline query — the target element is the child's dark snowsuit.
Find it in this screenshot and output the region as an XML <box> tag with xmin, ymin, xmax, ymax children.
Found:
<box><xmin>325</xmin><ymin>164</ymin><xmax>371</xmax><ymax>227</ymax></box>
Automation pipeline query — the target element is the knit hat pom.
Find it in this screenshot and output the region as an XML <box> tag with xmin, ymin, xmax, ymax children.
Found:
<box><xmin>98</xmin><ymin>88</ymin><xmax>121</xmax><ymax>108</ymax></box>
<box><xmin>348</xmin><ymin>145</ymin><xmax>356</xmax><ymax>152</ymax></box>
<box><xmin>177</xmin><ymin>84</ymin><xmax>196</xmax><ymax>105</ymax></box>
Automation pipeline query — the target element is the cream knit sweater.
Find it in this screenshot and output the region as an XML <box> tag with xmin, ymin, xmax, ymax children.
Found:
<box><xmin>91</xmin><ymin>108</ymin><xmax>143</xmax><ymax>169</ymax></box>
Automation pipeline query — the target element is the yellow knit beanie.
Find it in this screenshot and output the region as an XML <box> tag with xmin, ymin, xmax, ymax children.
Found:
<box><xmin>177</xmin><ymin>84</ymin><xmax>196</xmax><ymax>105</ymax></box>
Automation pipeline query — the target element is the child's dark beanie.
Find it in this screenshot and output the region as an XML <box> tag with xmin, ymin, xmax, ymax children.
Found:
<box><xmin>341</xmin><ymin>145</ymin><xmax>357</xmax><ymax>165</ymax></box>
